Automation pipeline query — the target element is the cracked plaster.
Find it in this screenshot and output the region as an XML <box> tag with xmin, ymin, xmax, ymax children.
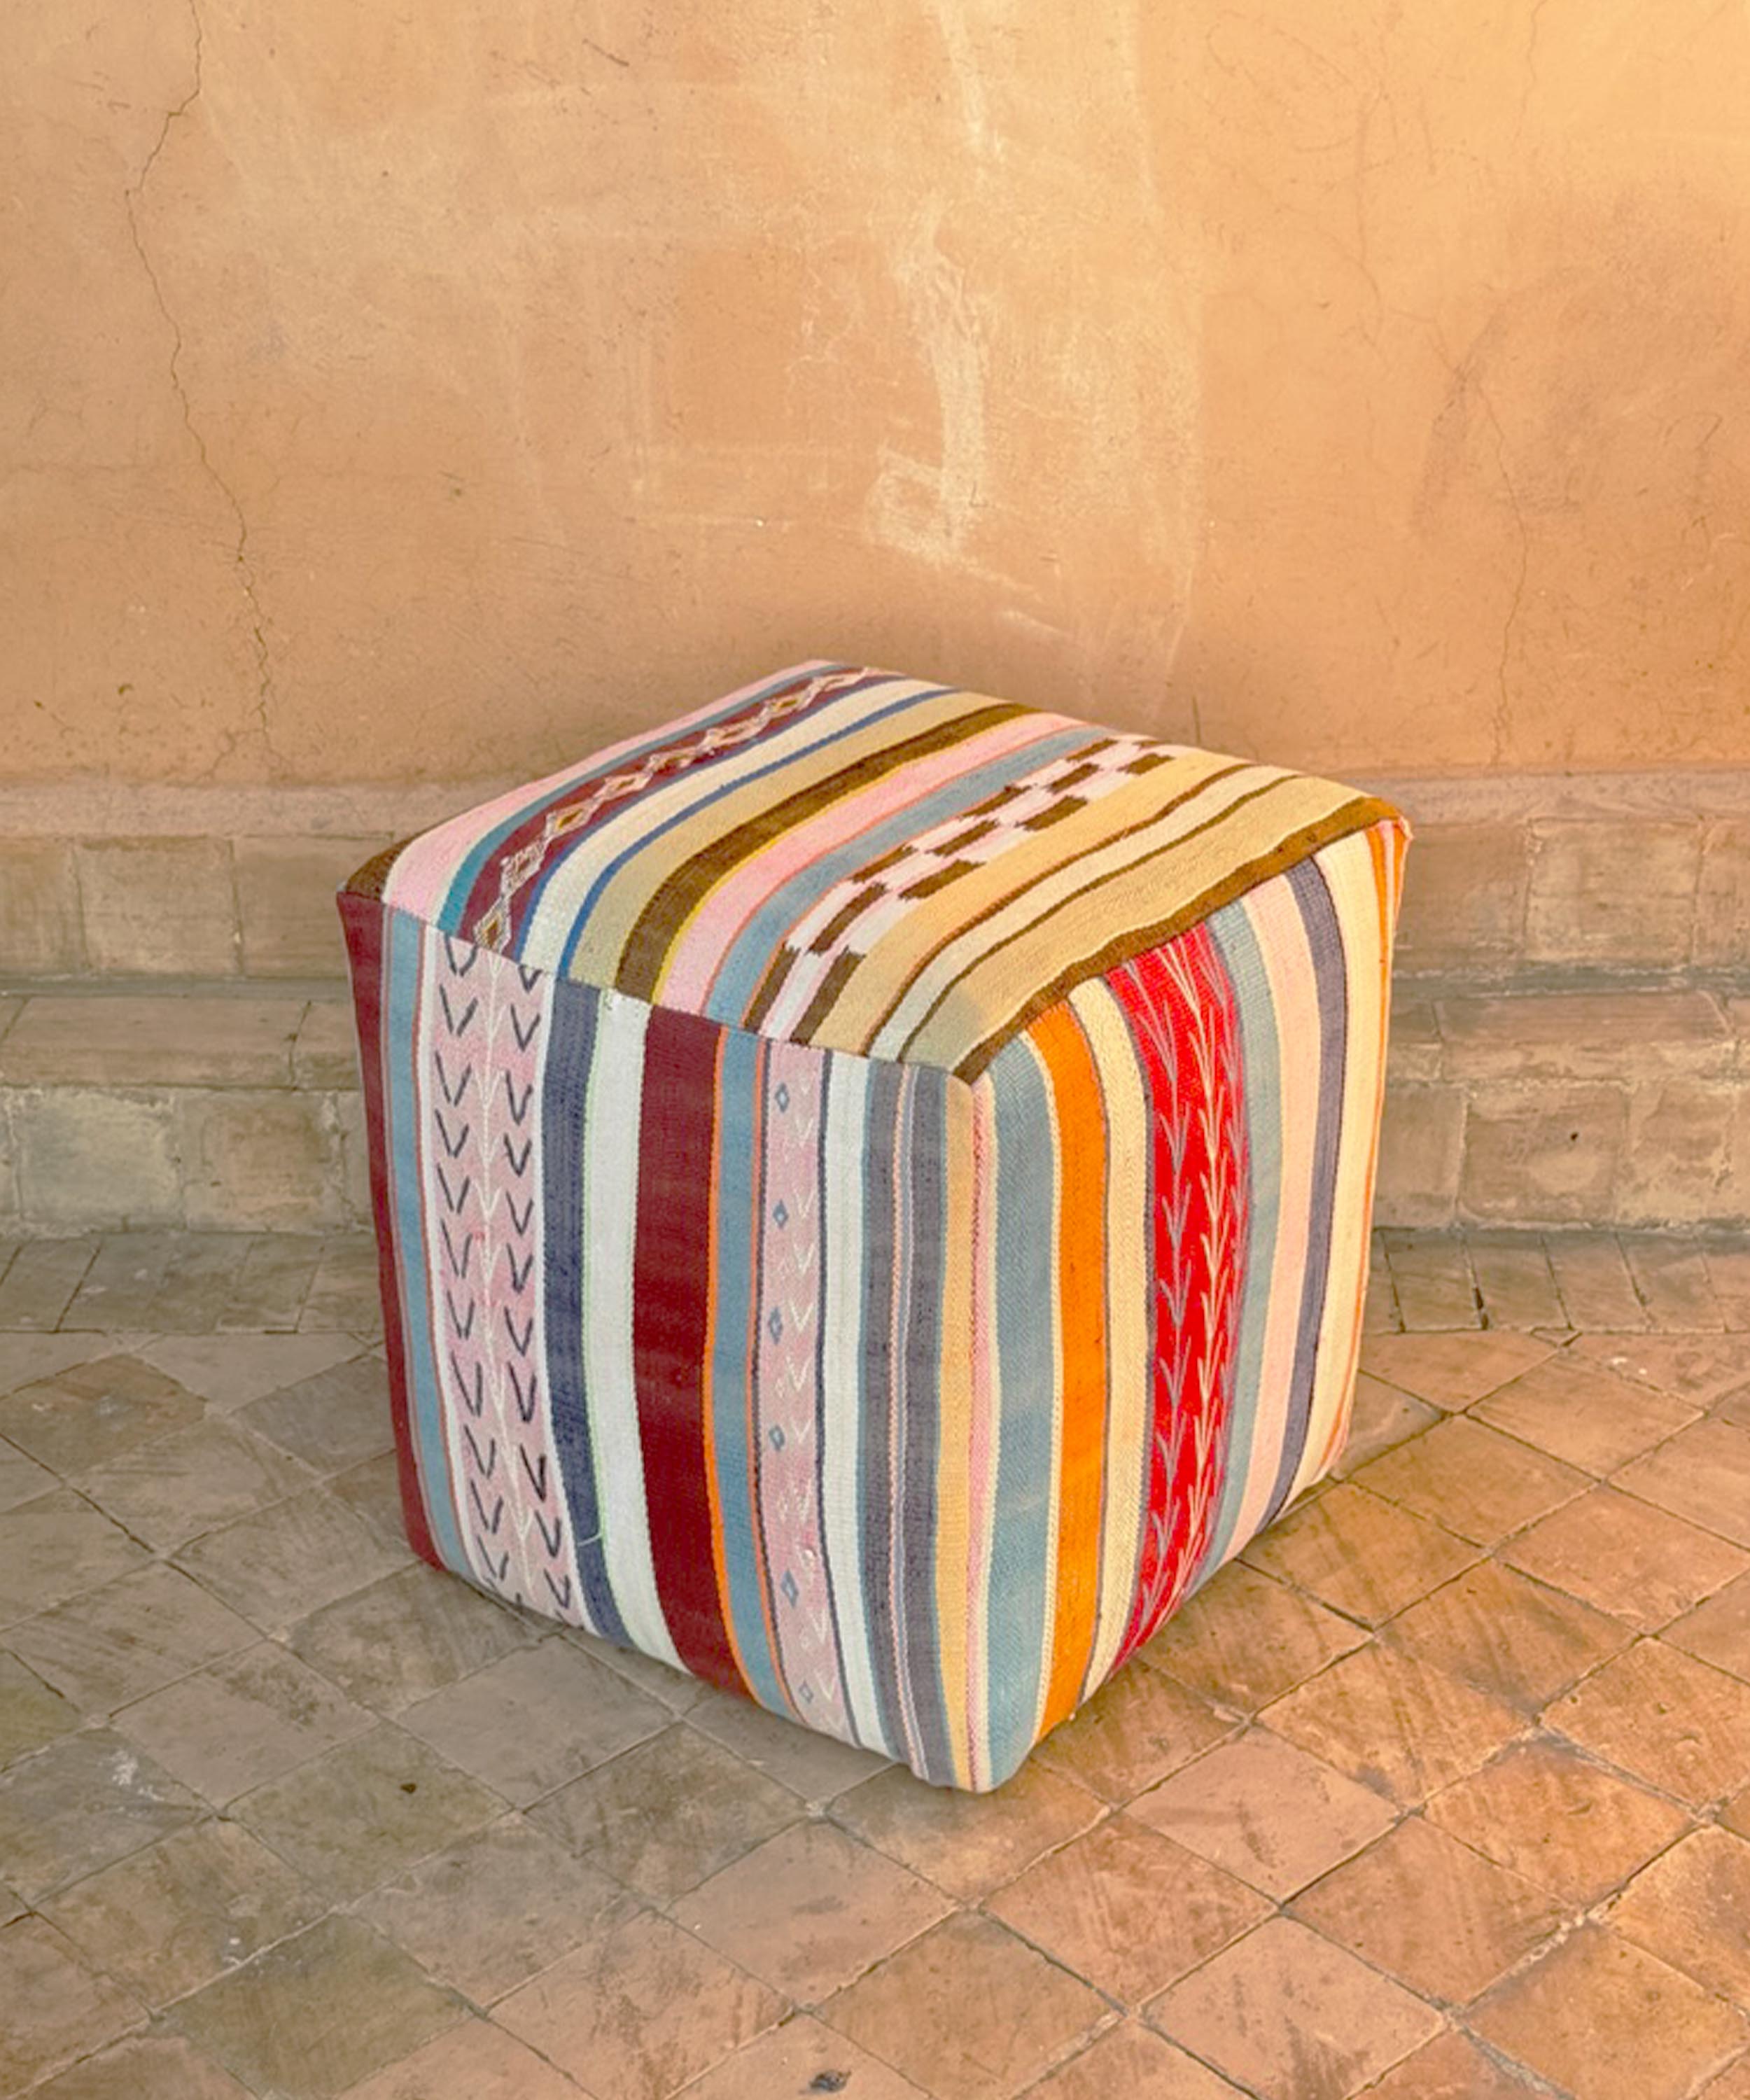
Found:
<box><xmin>2</xmin><ymin>0</ymin><xmax>1748</xmax><ymax>788</ymax></box>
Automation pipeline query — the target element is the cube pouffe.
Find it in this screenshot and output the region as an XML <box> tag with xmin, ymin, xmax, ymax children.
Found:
<box><xmin>340</xmin><ymin>661</ymin><xmax>1408</xmax><ymax>1791</ymax></box>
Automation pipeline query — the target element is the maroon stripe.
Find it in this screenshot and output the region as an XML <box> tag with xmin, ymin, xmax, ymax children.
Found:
<box><xmin>337</xmin><ymin>888</ymin><xmax>441</xmax><ymax>1572</ymax></box>
<box><xmin>631</xmin><ymin>1006</ymin><xmax>746</xmax><ymax>1693</ymax></box>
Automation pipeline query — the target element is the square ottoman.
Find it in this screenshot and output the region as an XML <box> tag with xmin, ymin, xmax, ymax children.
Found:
<box><xmin>340</xmin><ymin>661</ymin><xmax>1408</xmax><ymax>1790</ymax></box>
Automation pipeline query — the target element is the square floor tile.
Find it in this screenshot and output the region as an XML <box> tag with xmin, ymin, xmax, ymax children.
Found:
<box><xmin>686</xmin><ymin>1685</ymin><xmax>890</xmax><ymax>1800</ymax></box>
<box><xmin>1034</xmin><ymin>1660</ymin><xmax>1234</xmax><ymax>1802</ymax></box>
<box><xmin>0</xmin><ymin>1914</ymin><xmax>144</xmax><ymax>2092</ymax></box>
<box><xmin>356</xmin><ymin>1815</ymin><xmax>631</xmax><ymax>2005</ymax></box>
<box><xmin>825</xmin><ymin>1912</ymin><xmax>1107</xmax><ymax>2100</ymax></box>
<box><xmin>1353</xmin><ymin>1415</ymin><xmax>1587</xmax><ymax>1545</ymax></box>
<box><xmin>76</xmin><ymin>1420</ymin><xmax>313</xmax><ymax>1551</ymax></box>
<box><xmin>497</xmin><ymin>1907</ymin><xmax>784</xmax><ymax>2100</ymax></box>
<box><xmin>1667</xmin><ymin>1570</ymin><xmax>1750</xmax><ymax>1682</ymax></box>
<box><xmin>0</xmin><ymin>1648</ymin><xmax>78</xmax><ymax>1765</ymax></box>
<box><xmin>399</xmin><ymin>1640</ymin><xmax>668</xmax><ymax>1805</ymax></box>
<box><xmin>1357</xmin><ymin>2029</ymin><xmax>1549</xmax><ymax>2098</ymax></box>
<box><xmin>0</xmin><ymin>1434</ymin><xmax>55</xmax><ymax>1513</ymax></box>
<box><xmin>0</xmin><ymin>1354</ymin><xmax>203</xmax><ymax>1474</ymax></box>
<box><xmin>286</xmin><ymin>1564</ymin><xmax>538</xmax><ymax>1714</ymax></box>
<box><xmin>233</xmin><ymin>1726</ymin><xmax>505</xmax><ymax>1902</ymax></box>
<box><xmin>43</xmin><ymin>1817</ymin><xmax>321</xmax><ymax>2006</ymax></box>
<box><xmin>8</xmin><ymin>1564</ymin><xmax>255</xmax><ymax>1714</ymax></box>
<box><xmin>28</xmin><ymin>2033</ymin><xmax>253</xmax><ymax>2099</ymax></box>
<box><xmin>1547</xmin><ymin>1640</ymin><xmax>1750</xmax><ymax>1805</ymax></box>
<box><xmin>1607</xmin><ymin>1827</ymin><xmax>1750</xmax><ymax>2005</ymax></box>
<box><xmin>169</xmin><ymin>1915</ymin><xmax>465</xmax><ymax>2100</ymax></box>
<box><xmin>326</xmin><ymin>1452</ymin><xmax>414</xmax><ymax>1550</ymax></box>
<box><xmin>1026</xmin><ymin>2023</ymin><xmax>1246</xmax><ymax>2098</ymax></box>
<box><xmin>1331</xmin><ymin>1373</ymin><xmax>1441</xmax><ymax>1478</ymax></box>
<box><xmin>174</xmin><ymin>1486</ymin><xmax>410</xmax><ymax>1630</ymax></box>
<box><xmin>1146</xmin><ymin>1917</ymin><xmax>1441</xmax><ymax>2100</ymax></box>
<box><xmin>1617</xmin><ymin>1419</ymin><xmax>1750</xmax><ymax>1548</ymax></box>
<box><xmin>528</xmin><ymin>1725</ymin><xmax>801</xmax><ymax>1900</ymax></box>
<box><xmin>1504</xmin><ymin>1487</ymin><xmax>1749</xmax><ymax>1630</ymax></box>
<box><xmin>1472</xmin><ymin>1924</ymin><xmax>1746</xmax><ymax>2100</ymax></box>
<box><xmin>1240</xmin><ymin>1484</ymin><xmax>1478</xmax><ymax>1625</ymax></box>
<box><xmin>679</xmin><ymin>2015</ymin><xmax>932</xmax><ymax>2100</ymax></box>
<box><xmin>1359</xmin><ymin>1331</ymin><xmax>1554</xmax><ymax>1409</ymax></box>
<box><xmin>1261</xmin><ymin>1642</ymin><xmax>1524</xmax><ymax>1805</ymax></box>
<box><xmin>118</xmin><ymin>1641</ymin><xmax>374</xmax><ymax>1803</ymax></box>
<box><xmin>1570</xmin><ymin>1332</ymin><xmax>1750</xmax><ymax>1406</ymax></box>
<box><xmin>831</xmin><ymin>1754</ymin><xmax>1101</xmax><ymax>1902</ymax></box>
<box><xmin>1386</xmin><ymin>1559</ymin><xmax>1632</xmax><ymax>1711</ymax></box>
<box><xmin>0</xmin><ymin>1727</ymin><xmax>200</xmax><ymax>1899</ymax></box>
<box><xmin>0</xmin><ymin>1490</ymin><xmax>150</xmax><ymax>1626</ymax></box>
<box><xmin>1473</xmin><ymin>1352</ymin><xmax>1699</xmax><ymax>1472</ymax></box>
<box><xmin>676</xmin><ymin>1818</ymin><xmax>950</xmax><ymax>2001</ymax></box>
<box><xmin>1292</xmin><ymin>1815</ymin><xmax>1563</xmax><ymax>2003</ymax></box>
<box><xmin>236</xmin><ymin>1354</ymin><xmax>393</xmax><ymax>1474</ymax></box>
<box><xmin>1141</xmin><ymin>1563</ymin><xmax>1367</xmax><ymax>1714</ymax></box>
<box><xmin>140</xmin><ymin>1333</ymin><xmax>361</xmax><ymax>1410</ymax></box>
<box><xmin>988</xmin><ymin>1814</ymin><xmax>1268</xmax><ymax>2005</ymax></box>
<box><xmin>332</xmin><ymin>2019</ymin><xmax>590</xmax><ymax>2100</ymax></box>
<box><xmin>1426</xmin><ymin>1736</ymin><xmax>1693</xmax><ymax>1905</ymax></box>
<box><xmin>1130</xmin><ymin>1729</ymin><xmax>1396</xmax><ymax>1897</ymax></box>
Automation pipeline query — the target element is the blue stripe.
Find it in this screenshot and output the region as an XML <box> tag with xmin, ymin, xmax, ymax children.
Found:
<box><xmin>547</xmin><ymin>684</ymin><xmax>957</xmax><ymax>979</ymax></box>
<box><xmin>702</xmin><ymin>727</ymin><xmax>1096</xmax><ymax>1024</ymax></box>
<box><xmin>1265</xmin><ymin>860</ymin><xmax>1348</xmax><ymax>1522</ymax></box>
<box><xmin>384</xmin><ymin>911</ymin><xmax>467</xmax><ymax>1574</ymax></box>
<box><xmin>540</xmin><ymin>976</ymin><xmax>631</xmax><ymax>1642</ymax></box>
<box><xmin>707</xmin><ymin>1030</ymin><xmax>788</xmax><ymax>1714</ymax></box>
<box><xmin>983</xmin><ymin>1038</ymin><xmax>1058</xmax><ymax>1786</ymax></box>
<box><xmin>1202</xmin><ymin>897</ymin><xmax>1282</xmax><ymax>1574</ymax></box>
<box><xmin>430</xmin><ymin>662</ymin><xmax>857</xmax><ymax>933</ymax></box>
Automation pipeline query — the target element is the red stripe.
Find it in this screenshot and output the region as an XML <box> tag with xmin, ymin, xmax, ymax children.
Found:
<box><xmin>337</xmin><ymin>890</ymin><xmax>441</xmax><ymax>1571</ymax></box>
<box><xmin>1109</xmin><ymin>923</ymin><xmax>1248</xmax><ymax>1661</ymax></box>
<box><xmin>632</xmin><ymin>1007</ymin><xmax>747</xmax><ymax>1693</ymax></box>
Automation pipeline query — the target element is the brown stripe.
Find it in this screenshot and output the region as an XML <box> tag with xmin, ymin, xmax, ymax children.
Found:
<box><xmin>741</xmin><ymin>941</ymin><xmax>798</xmax><ymax>1035</ymax></box>
<box><xmin>341</xmin><ymin>839</ymin><xmax>412</xmax><ymax>902</ymax></box>
<box><xmin>809</xmin><ymin>884</ymin><xmax>885</xmax><ymax>954</ymax></box>
<box><xmin>614</xmin><ymin>704</ymin><xmax>1028</xmax><ymax>1001</ymax></box>
<box><xmin>795</xmin><ymin>760</ymin><xmax>1253</xmax><ymax>1052</ymax></box>
<box><xmin>794</xmin><ymin>948</ymin><xmax>862</xmax><ymax>1044</ymax></box>
<box><xmin>948</xmin><ymin>797</ymin><xmax>1401</xmax><ymax>1080</ymax></box>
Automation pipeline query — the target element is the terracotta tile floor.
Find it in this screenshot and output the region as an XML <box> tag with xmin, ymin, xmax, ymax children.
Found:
<box><xmin>1</xmin><ymin>1228</ymin><xmax>1749</xmax><ymax>2099</ymax></box>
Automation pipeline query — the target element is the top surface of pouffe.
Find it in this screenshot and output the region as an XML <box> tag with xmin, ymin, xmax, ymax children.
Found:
<box><xmin>342</xmin><ymin>660</ymin><xmax>1408</xmax><ymax>1791</ymax></box>
<box><xmin>364</xmin><ymin>659</ymin><xmax>1397</xmax><ymax>1079</ymax></box>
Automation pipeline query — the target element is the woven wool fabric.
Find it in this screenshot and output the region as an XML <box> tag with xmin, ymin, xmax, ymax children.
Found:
<box><xmin>341</xmin><ymin>661</ymin><xmax>1408</xmax><ymax>1789</ymax></box>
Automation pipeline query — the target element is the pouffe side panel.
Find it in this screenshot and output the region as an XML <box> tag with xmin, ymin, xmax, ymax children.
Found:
<box><xmin>971</xmin><ymin>815</ymin><xmax>1408</xmax><ymax>1781</ymax></box>
<box><xmin>344</xmin><ymin>902</ymin><xmax>989</xmax><ymax>1785</ymax></box>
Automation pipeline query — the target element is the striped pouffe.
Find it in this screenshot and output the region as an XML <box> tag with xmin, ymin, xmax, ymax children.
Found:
<box><xmin>340</xmin><ymin>662</ymin><xmax>1408</xmax><ymax>1790</ymax></box>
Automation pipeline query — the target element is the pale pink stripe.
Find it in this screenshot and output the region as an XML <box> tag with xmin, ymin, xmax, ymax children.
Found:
<box><xmin>658</xmin><ymin>715</ymin><xmax>1070</xmax><ymax>1014</ymax></box>
<box><xmin>385</xmin><ymin>660</ymin><xmax>839</xmax><ymax>920</ymax></box>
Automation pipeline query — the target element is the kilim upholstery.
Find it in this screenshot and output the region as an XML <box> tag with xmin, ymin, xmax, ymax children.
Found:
<box><xmin>340</xmin><ymin>662</ymin><xmax>1408</xmax><ymax>1788</ymax></box>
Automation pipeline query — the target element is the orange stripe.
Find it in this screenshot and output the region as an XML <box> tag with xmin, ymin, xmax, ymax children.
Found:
<box><xmin>1029</xmin><ymin>1002</ymin><xmax>1110</xmax><ymax>1733</ymax></box>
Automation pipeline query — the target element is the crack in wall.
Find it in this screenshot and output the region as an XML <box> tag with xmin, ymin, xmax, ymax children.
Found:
<box><xmin>122</xmin><ymin>0</ymin><xmax>278</xmax><ymax>777</ymax></box>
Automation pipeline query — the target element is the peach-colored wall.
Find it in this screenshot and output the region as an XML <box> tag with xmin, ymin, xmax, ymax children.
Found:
<box><xmin>4</xmin><ymin>1</ymin><xmax>1749</xmax><ymax>788</ymax></box>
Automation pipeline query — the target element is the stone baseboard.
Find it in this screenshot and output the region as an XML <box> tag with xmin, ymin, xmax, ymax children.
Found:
<box><xmin>3</xmin><ymin>976</ymin><xmax>1748</xmax><ymax>1234</ymax></box>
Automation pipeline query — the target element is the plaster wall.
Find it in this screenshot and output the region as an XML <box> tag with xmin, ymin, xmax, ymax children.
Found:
<box><xmin>4</xmin><ymin>0</ymin><xmax>1749</xmax><ymax>788</ymax></box>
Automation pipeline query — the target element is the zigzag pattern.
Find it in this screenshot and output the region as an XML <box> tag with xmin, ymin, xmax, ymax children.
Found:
<box><xmin>429</xmin><ymin>936</ymin><xmax>576</xmax><ymax>1615</ymax></box>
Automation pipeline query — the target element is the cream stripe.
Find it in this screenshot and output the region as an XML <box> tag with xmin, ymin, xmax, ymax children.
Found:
<box><xmin>1218</xmin><ymin>873</ymin><xmax>1320</xmax><ymax>1562</ymax></box>
<box><xmin>883</xmin><ymin>773</ymin><xmax>1360</xmax><ymax>1070</ymax></box>
<box><xmin>1068</xmin><ymin>979</ymin><xmax>1152</xmax><ymax>1695</ymax></box>
<box><xmin>580</xmin><ymin>994</ymin><xmax>682</xmax><ymax>1670</ymax></box>
<box><xmin>820</xmin><ymin>1055</ymin><xmax>885</xmax><ymax>1753</ymax></box>
<box><xmin>1289</xmin><ymin>830</ymin><xmax>1392</xmax><ymax>1502</ymax></box>
<box><xmin>932</xmin><ymin>1079</ymin><xmax>976</xmax><ymax>1790</ymax></box>
<box><xmin>526</xmin><ymin>680</ymin><xmax>965</xmax><ymax>981</ymax></box>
